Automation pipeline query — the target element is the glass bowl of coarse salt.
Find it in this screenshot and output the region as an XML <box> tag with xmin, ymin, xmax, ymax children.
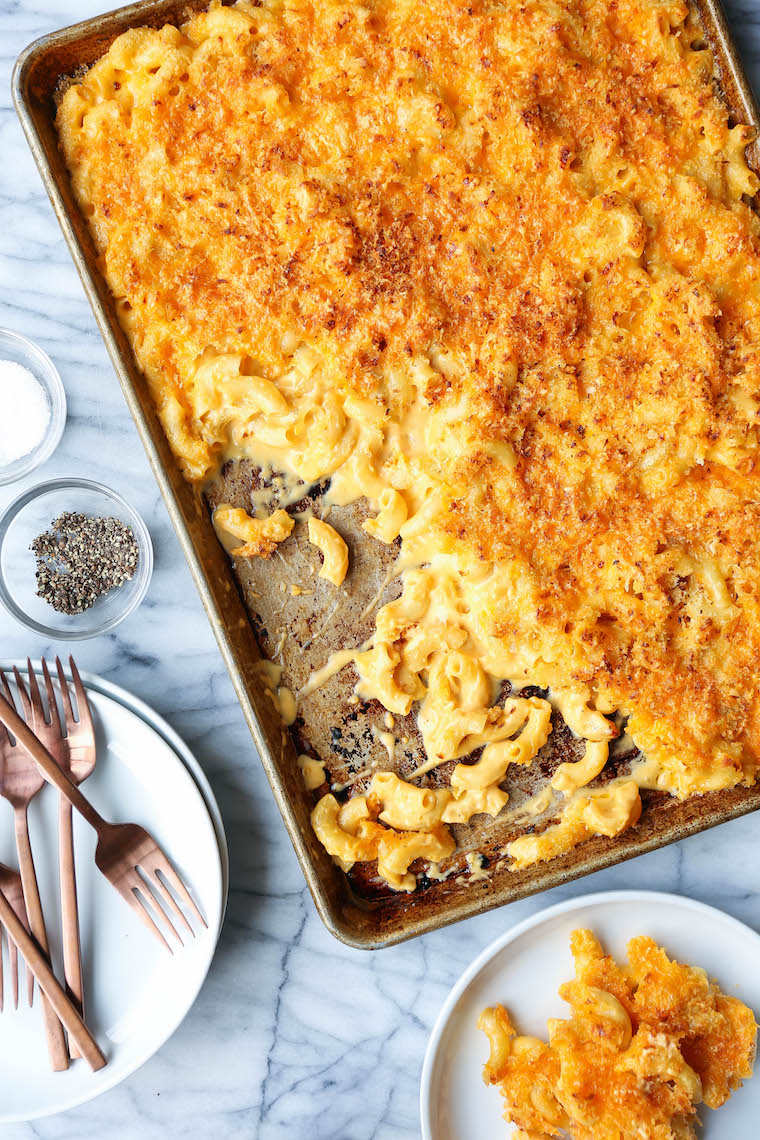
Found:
<box><xmin>0</xmin><ymin>328</ymin><xmax>66</xmax><ymax>486</ymax></box>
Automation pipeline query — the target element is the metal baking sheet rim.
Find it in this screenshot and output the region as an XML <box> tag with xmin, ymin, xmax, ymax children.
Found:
<box><xmin>11</xmin><ymin>0</ymin><xmax>760</xmax><ymax>949</ymax></box>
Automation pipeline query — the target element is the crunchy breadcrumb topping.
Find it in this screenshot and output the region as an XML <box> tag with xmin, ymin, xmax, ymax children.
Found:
<box><xmin>58</xmin><ymin>0</ymin><xmax>760</xmax><ymax>866</ymax></box>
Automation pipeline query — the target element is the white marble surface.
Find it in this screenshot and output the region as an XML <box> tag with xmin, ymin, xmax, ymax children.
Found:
<box><xmin>2</xmin><ymin>1</ymin><xmax>760</xmax><ymax>1136</ymax></box>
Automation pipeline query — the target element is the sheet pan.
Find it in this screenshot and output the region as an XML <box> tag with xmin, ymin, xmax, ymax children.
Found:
<box><xmin>12</xmin><ymin>0</ymin><xmax>760</xmax><ymax>947</ymax></box>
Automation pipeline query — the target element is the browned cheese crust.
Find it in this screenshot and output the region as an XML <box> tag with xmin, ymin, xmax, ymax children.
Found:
<box><xmin>57</xmin><ymin>0</ymin><xmax>760</xmax><ymax>856</ymax></box>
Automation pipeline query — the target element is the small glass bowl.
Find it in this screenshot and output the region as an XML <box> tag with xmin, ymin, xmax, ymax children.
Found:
<box><xmin>0</xmin><ymin>329</ymin><xmax>67</xmax><ymax>486</ymax></box>
<box><xmin>0</xmin><ymin>479</ymin><xmax>153</xmax><ymax>640</ymax></box>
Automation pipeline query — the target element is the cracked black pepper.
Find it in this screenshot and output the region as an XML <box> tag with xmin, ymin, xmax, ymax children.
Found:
<box><xmin>31</xmin><ymin>512</ymin><xmax>139</xmax><ymax>615</ymax></box>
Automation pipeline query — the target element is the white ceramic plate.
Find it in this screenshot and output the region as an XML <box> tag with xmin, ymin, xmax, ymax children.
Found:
<box><xmin>421</xmin><ymin>891</ymin><xmax>760</xmax><ymax>1140</ymax></box>
<box><xmin>0</xmin><ymin>668</ymin><xmax>226</xmax><ymax>1122</ymax></box>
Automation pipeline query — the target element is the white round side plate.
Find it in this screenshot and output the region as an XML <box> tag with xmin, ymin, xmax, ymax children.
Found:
<box><xmin>421</xmin><ymin>891</ymin><xmax>760</xmax><ymax>1140</ymax></box>
<box><xmin>0</xmin><ymin>669</ymin><xmax>226</xmax><ymax>1122</ymax></box>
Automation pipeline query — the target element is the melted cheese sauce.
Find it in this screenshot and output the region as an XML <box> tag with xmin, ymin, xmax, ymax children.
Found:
<box><xmin>372</xmin><ymin>725</ymin><xmax>397</xmax><ymax>765</ymax></box>
<box><xmin>297</xmin><ymin>649</ymin><xmax>359</xmax><ymax>699</ymax></box>
<box><xmin>254</xmin><ymin>660</ymin><xmax>297</xmax><ymax>726</ymax></box>
<box><xmin>298</xmin><ymin>754</ymin><xmax>327</xmax><ymax>790</ymax></box>
<box><xmin>455</xmin><ymin>852</ymin><xmax>491</xmax><ymax>884</ymax></box>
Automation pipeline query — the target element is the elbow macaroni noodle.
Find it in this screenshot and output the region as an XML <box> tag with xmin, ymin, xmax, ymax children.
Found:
<box><xmin>307</xmin><ymin>518</ymin><xmax>349</xmax><ymax>586</ymax></box>
<box><xmin>362</xmin><ymin>489</ymin><xmax>408</xmax><ymax>544</ymax></box>
<box><xmin>214</xmin><ymin>504</ymin><xmax>293</xmax><ymax>559</ymax></box>
<box><xmin>551</xmin><ymin>740</ymin><xmax>610</xmax><ymax>796</ymax></box>
<box><xmin>369</xmin><ymin>771</ymin><xmax>451</xmax><ymax>831</ymax></box>
<box><xmin>58</xmin><ymin>0</ymin><xmax>760</xmax><ymax>890</ymax></box>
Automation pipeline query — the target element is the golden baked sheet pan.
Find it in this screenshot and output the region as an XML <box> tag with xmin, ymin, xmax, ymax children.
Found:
<box><xmin>12</xmin><ymin>0</ymin><xmax>760</xmax><ymax>948</ymax></box>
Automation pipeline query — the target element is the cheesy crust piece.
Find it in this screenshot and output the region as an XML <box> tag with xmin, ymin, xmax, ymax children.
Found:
<box><xmin>479</xmin><ymin>930</ymin><xmax>757</xmax><ymax>1140</ymax></box>
<box><xmin>58</xmin><ymin>0</ymin><xmax>760</xmax><ymax>878</ymax></box>
<box><xmin>214</xmin><ymin>504</ymin><xmax>293</xmax><ymax>559</ymax></box>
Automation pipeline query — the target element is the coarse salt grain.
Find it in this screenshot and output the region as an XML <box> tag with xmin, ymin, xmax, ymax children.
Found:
<box><xmin>0</xmin><ymin>360</ymin><xmax>51</xmax><ymax>466</ymax></box>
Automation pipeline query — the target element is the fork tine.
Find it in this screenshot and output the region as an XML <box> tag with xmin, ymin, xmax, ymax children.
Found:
<box><xmin>12</xmin><ymin>667</ymin><xmax>31</xmax><ymax>723</ymax></box>
<box><xmin>8</xmin><ymin>935</ymin><xmax>19</xmax><ymax>1011</ymax></box>
<box><xmin>148</xmin><ymin>869</ymin><xmax>194</xmax><ymax>939</ymax></box>
<box><xmin>141</xmin><ymin>874</ymin><xmax>188</xmax><ymax>944</ymax></box>
<box><xmin>41</xmin><ymin>659</ymin><xmax>62</xmax><ymax>736</ymax></box>
<box><xmin>6</xmin><ymin>932</ymin><xmax>25</xmax><ymax>1010</ymax></box>
<box><xmin>0</xmin><ymin>670</ymin><xmax>16</xmax><ymax>745</ymax></box>
<box><xmin>25</xmin><ymin>953</ymin><xmax>33</xmax><ymax>1007</ymax></box>
<box><xmin>55</xmin><ymin>657</ymin><xmax>75</xmax><ymax>726</ymax></box>
<box><xmin>117</xmin><ymin>880</ymin><xmax>174</xmax><ymax>954</ymax></box>
<box><xmin>2</xmin><ymin>863</ymin><xmax>36</xmax><ymax>1011</ymax></box>
<box><xmin>1</xmin><ymin>869</ymin><xmax>34</xmax><ymax>1008</ymax></box>
<box><xmin>155</xmin><ymin>857</ymin><xmax>207</xmax><ymax>929</ymax></box>
<box><xmin>0</xmin><ymin>670</ymin><xmax>14</xmax><ymax>708</ymax></box>
<box><xmin>25</xmin><ymin>660</ymin><xmax>44</xmax><ymax>729</ymax></box>
<box><xmin>69</xmin><ymin>659</ymin><xmax>93</xmax><ymax>737</ymax></box>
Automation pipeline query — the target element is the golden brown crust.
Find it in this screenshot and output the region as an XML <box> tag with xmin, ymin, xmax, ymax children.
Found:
<box><xmin>57</xmin><ymin>0</ymin><xmax>760</xmax><ymax>833</ymax></box>
<box><xmin>628</xmin><ymin>936</ymin><xmax>759</xmax><ymax>1109</ymax></box>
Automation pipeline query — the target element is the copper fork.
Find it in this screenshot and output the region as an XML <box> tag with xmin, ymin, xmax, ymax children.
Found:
<box><xmin>0</xmin><ymin>691</ymin><xmax>207</xmax><ymax>953</ymax></box>
<box><xmin>25</xmin><ymin>658</ymin><xmax>95</xmax><ymax>1059</ymax></box>
<box><xmin>0</xmin><ymin>862</ymin><xmax>31</xmax><ymax>1012</ymax></box>
<box><xmin>0</xmin><ymin>866</ymin><xmax>106</xmax><ymax>1072</ymax></box>
<box><xmin>0</xmin><ymin>672</ymin><xmax>69</xmax><ymax>1070</ymax></box>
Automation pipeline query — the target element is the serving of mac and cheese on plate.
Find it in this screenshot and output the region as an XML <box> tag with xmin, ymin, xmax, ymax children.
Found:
<box><xmin>54</xmin><ymin>0</ymin><xmax>760</xmax><ymax>902</ymax></box>
<box><xmin>420</xmin><ymin>892</ymin><xmax>760</xmax><ymax>1139</ymax></box>
<box><xmin>480</xmin><ymin>929</ymin><xmax>757</xmax><ymax>1139</ymax></box>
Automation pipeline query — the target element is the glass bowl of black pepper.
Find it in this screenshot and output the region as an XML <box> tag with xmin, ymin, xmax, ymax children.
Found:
<box><xmin>0</xmin><ymin>478</ymin><xmax>153</xmax><ymax>639</ymax></box>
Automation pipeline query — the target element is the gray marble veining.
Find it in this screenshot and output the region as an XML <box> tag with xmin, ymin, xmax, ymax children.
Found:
<box><xmin>2</xmin><ymin>0</ymin><xmax>760</xmax><ymax>1135</ymax></box>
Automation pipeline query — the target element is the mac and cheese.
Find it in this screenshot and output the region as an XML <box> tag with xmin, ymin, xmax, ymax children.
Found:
<box><xmin>58</xmin><ymin>0</ymin><xmax>760</xmax><ymax>889</ymax></box>
<box><xmin>479</xmin><ymin>930</ymin><xmax>757</xmax><ymax>1139</ymax></box>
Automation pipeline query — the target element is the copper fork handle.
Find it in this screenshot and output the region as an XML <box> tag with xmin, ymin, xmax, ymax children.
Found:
<box><xmin>59</xmin><ymin>796</ymin><xmax>84</xmax><ymax>1057</ymax></box>
<box><xmin>13</xmin><ymin>806</ymin><xmax>69</xmax><ymax>1071</ymax></box>
<box><xmin>0</xmin><ymin>884</ymin><xmax>106</xmax><ymax>1072</ymax></box>
<box><xmin>0</xmin><ymin>697</ymin><xmax>105</xmax><ymax>833</ymax></box>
